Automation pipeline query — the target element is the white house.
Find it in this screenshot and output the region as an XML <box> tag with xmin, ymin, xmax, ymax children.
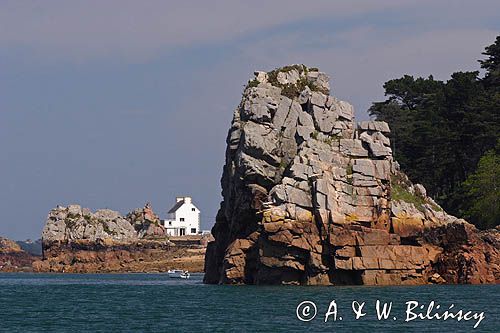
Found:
<box><xmin>162</xmin><ymin>196</ymin><xmax>200</xmax><ymax>236</ymax></box>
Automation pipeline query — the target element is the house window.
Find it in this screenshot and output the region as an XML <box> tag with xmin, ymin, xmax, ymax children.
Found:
<box><xmin>191</xmin><ymin>228</ymin><xmax>196</xmax><ymax>234</ymax></box>
<box><xmin>180</xmin><ymin>218</ymin><xmax>185</xmax><ymax>222</ymax></box>
<box><xmin>192</xmin><ymin>208</ymin><xmax>195</xmax><ymax>211</ymax></box>
<box><xmin>168</xmin><ymin>221</ymin><xmax>172</xmax><ymax>226</ymax></box>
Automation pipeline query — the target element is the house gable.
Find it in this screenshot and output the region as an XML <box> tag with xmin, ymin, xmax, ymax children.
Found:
<box><xmin>163</xmin><ymin>196</ymin><xmax>201</xmax><ymax>236</ymax></box>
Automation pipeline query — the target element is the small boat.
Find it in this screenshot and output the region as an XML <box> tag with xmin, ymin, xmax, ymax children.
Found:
<box><xmin>167</xmin><ymin>269</ymin><xmax>190</xmax><ymax>279</ymax></box>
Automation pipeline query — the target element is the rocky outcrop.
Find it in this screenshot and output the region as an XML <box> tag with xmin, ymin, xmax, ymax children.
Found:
<box><xmin>42</xmin><ymin>204</ymin><xmax>141</xmax><ymax>243</ymax></box>
<box><xmin>41</xmin><ymin>202</ymin><xmax>167</xmax><ymax>243</ymax></box>
<box><xmin>126</xmin><ymin>202</ymin><xmax>166</xmax><ymax>239</ymax></box>
<box><xmin>423</xmin><ymin>224</ymin><xmax>499</xmax><ymax>284</ymax></box>
<box><xmin>204</xmin><ymin>65</ymin><xmax>500</xmax><ymax>285</ymax></box>
<box><xmin>0</xmin><ymin>237</ymin><xmax>39</xmax><ymax>271</ymax></box>
<box><xmin>34</xmin><ymin>203</ymin><xmax>207</xmax><ymax>273</ymax></box>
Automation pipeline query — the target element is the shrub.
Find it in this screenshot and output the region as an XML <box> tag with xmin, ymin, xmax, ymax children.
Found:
<box><xmin>246</xmin><ymin>79</ymin><xmax>259</xmax><ymax>89</ymax></box>
<box><xmin>266</xmin><ymin>65</ymin><xmax>328</xmax><ymax>99</ymax></box>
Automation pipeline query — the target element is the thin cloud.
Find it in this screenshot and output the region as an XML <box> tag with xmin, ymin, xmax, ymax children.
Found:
<box><xmin>218</xmin><ymin>27</ymin><xmax>499</xmax><ymax>117</ymax></box>
<box><xmin>0</xmin><ymin>0</ymin><xmax>430</xmax><ymax>62</ymax></box>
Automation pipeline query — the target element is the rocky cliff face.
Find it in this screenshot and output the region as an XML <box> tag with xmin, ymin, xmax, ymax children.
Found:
<box><xmin>204</xmin><ymin>65</ymin><xmax>500</xmax><ymax>285</ymax></box>
<box><xmin>0</xmin><ymin>237</ymin><xmax>39</xmax><ymax>271</ymax></box>
<box><xmin>34</xmin><ymin>203</ymin><xmax>204</xmax><ymax>273</ymax></box>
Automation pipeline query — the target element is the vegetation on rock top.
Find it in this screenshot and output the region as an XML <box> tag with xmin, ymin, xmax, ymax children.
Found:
<box><xmin>246</xmin><ymin>64</ymin><xmax>329</xmax><ymax>99</ymax></box>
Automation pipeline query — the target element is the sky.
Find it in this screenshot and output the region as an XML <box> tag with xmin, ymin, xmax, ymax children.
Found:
<box><xmin>1</xmin><ymin>1</ymin><xmax>499</xmax><ymax>240</ymax></box>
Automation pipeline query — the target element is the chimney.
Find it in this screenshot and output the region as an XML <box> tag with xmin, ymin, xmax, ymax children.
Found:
<box><xmin>176</xmin><ymin>197</ymin><xmax>183</xmax><ymax>203</ymax></box>
<box><xmin>184</xmin><ymin>197</ymin><xmax>192</xmax><ymax>204</ymax></box>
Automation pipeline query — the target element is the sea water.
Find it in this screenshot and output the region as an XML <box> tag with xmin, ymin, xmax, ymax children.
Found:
<box><xmin>0</xmin><ymin>273</ymin><xmax>498</xmax><ymax>332</ymax></box>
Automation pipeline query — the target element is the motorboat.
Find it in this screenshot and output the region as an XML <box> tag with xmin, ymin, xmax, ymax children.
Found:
<box><xmin>167</xmin><ymin>269</ymin><xmax>190</xmax><ymax>279</ymax></box>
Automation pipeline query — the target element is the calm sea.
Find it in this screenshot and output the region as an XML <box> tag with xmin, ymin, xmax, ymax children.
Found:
<box><xmin>0</xmin><ymin>273</ymin><xmax>498</xmax><ymax>332</ymax></box>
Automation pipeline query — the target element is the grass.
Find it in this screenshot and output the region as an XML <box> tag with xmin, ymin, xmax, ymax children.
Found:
<box><xmin>391</xmin><ymin>182</ymin><xmax>426</xmax><ymax>213</ymax></box>
<box><xmin>390</xmin><ymin>173</ymin><xmax>443</xmax><ymax>213</ymax></box>
<box><xmin>429</xmin><ymin>201</ymin><xmax>443</xmax><ymax>212</ymax></box>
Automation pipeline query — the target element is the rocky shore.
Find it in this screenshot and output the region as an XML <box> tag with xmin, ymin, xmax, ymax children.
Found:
<box><xmin>0</xmin><ymin>237</ymin><xmax>39</xmax><ymax>272</ymax></box>
<box><xmin>204</xmin><ymin>65</ymin><xmax>500</xmax><ymax>285</ymax></box>
<box><xmin>33</xmin><ymin>203</ymin><xmax>206</xmax><ymax>273</ymax></box>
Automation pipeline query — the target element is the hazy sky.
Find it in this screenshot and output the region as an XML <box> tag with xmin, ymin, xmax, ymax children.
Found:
<box><xmin>1</xmin><ymin>1</ymin><xmax>499</xmax><ymax>239</ymax></box>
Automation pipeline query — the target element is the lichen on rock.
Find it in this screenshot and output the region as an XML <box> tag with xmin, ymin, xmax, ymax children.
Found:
<box><xmin>204</xmin><ymin>65</ymin><xmax>500</xmax><ymax>285</ymax></box>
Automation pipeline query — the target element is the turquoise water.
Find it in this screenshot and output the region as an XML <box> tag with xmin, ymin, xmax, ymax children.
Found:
<box><xmin>0</xmin><ymin>273</ymin><xmax>498</xmax><ymax>332</ymax></box>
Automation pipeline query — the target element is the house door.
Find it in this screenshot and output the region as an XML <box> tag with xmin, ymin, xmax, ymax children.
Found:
<box><xmin>179</xmin><ymin>228</ymin><xmax>185</xmax><ymax>236</ymax></box>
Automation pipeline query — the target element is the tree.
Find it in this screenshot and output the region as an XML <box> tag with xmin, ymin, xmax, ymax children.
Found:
<box><xmin>463</xmin><ymin>143</ymin><xmax>500</xmax><ymax>229</ymax></box>
<box><xmin>368</xmin><ymin>35</ymin><xmax>500</xmax><ymax>227</ymax></box>
<box><xmin>480</xmin><ymin>35</ymin><xmax>500</xmax><ymax>88</ymax></box>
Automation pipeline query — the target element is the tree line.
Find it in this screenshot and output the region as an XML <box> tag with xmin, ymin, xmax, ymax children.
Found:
<box><xmin>369</xmin><ymin>36</ymin><xmax>500</xmax><ymax>229</ymax></box>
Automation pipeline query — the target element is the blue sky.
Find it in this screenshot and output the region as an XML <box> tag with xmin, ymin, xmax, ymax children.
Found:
<box><xmin>1</xmin><ymin>0</ymin><xmax>499</xmax><ymax>239</ymax></box>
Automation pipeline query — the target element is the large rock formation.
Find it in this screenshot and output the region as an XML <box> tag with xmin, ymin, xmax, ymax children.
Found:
<box><xmin>0</xmin><ymin>236</ymin><xmax>39</xmax><ymax>272</ymax></box>
<box><xmin>204</xmin><ymin>65</ymin><xmax>500</xmax><ymax>285</ymax></box>
<box><xmin>34</xmin><ymin>203</ymin><xmax>205</xmax><ymax>273</ymax></box>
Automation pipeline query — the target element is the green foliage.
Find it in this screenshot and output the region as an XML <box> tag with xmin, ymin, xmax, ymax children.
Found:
<box><xmin>310</xmin><ymin>130</ymin><xmax>319</xmax><ymax>140</ymax></box>
<box><xmin>67</xmin><ymin>212</ymin><xmax>79</xmax><ymax>219</ymax></box>
<box><xmin>268</xmin><ymin>65</ymin><xmax>306</xmax><ymax>81</ymax></box>
<box><xmin>246</xmin><ymin>79</ymin><xmax>259</xmax><ymax>89</ymax></box>
<box><xmin>391</xmin><ymin>182</ymin><xmax>426</xmax><ymax>213</ymax></box>
<box><xmin>462</xmin><ymin>144</ymin><xmax>500</xmax><ymax>229</ymax></box>
<box><xmin>480</xmin><ymin>35</ymin><xmax>500</xmax><ymax>88</ymax></box>
<box><xmin>346</xmin><ymin>164</ymin><xmax>353</xmax><ymax>175</ymax></box>
<box><xmin>369</xmin><ymin>35</ymin><xmax>500</xmax><ymax>228</ymax></box>
<box><xmin>267</xmin><ymin>65</ymin><xmax>328</xmax><ymax>99</ymax></box>
<box><xmin>280</xmin><ymin>82</ymin><xmax>303</xmax><ymax>99</ymax></box>
<box><xmin>279</xmin><ymin>159</ymin><xmax>288</xmax><ymax>170</ymax></box>
<box><xmin>102</xmin><ymin>223</ymin><xmax>112</xmax><ymax>234</ymax></box>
